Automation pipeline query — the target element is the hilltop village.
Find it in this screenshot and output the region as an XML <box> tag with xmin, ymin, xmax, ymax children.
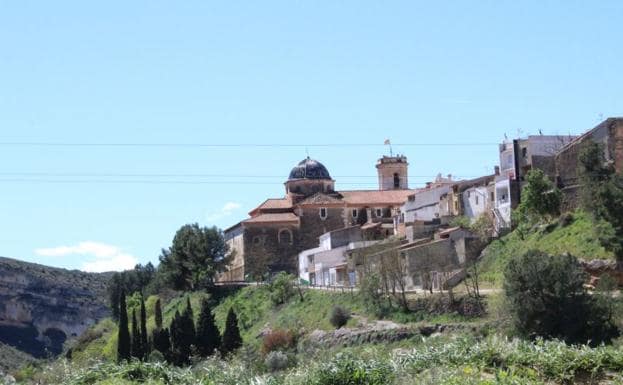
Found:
<box><xmin>220</xmin><ymin>117</ymin><xmax>623</xmax><ymax>290</ymax></box>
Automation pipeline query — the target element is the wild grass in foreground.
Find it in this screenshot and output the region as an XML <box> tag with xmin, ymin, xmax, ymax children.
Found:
<box><xmin>18</xmin><ymin>335</ymin><xmax>623</xmax><ymax>385</ymax></box>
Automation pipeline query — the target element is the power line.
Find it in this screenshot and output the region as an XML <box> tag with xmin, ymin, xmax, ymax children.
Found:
<box><xmin>0</xmin><ymin>141</ymin><xmax>498</xmax><ymax>148</ymax></box>
<box><xmin>0</xmin><ymin>178</ymin><xmax>432</xmax><ymax>186</ymax></box>
<box><xmin>0</xmin><ymin>172</ymin><xmax>481</xmax><ymax>179</ymax></box>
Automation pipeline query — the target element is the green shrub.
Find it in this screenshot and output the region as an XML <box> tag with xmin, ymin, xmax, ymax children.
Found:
<box><xmin>269</xmin><ymin>272</ymin><xmax>296</xmax><ymax>306</ymax></box>
<box><xmin>264</xmin><ymin>350</ymin><xmax>290</xmax><ymax>372</ymax></box>
<box><xmin>329</xmin><ymin>306</ymin><xmax>351</xmax><ymax>329</ymax></box>
<box><xmin>504</xmin><ymin>250</ymin><xmax>619</xmax><ymax>344</ymax></box>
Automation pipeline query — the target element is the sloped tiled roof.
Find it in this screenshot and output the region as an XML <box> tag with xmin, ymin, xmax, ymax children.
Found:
<box><xmin>242</xmin><ymin>212</ymin><xmax>300</xmax><ymax>225</ymax></box>
<box><xmin>297</xmin><ymin>192</ymin><xmax>344</xmax><ymax>205</ymax></box>
<box><xmin>339</xmin><ymin>189</ymin><xmax>415</xmax><ymax>205</ymax></box>
<box><xmin>249</xmin><ymin>198</ymin><xmax>292</xmax><ymax>215</ymax></box>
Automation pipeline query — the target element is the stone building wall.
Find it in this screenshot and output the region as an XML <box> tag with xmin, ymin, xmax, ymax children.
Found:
<box><xmin>243</xmin><ymin>224</ymin><xmax>300</xmax><ymax>274</ymax></box>
<box><xmin>555</xmin><ymin>118</ymin><xmax>623</xmax><ymax>209</ymax></box>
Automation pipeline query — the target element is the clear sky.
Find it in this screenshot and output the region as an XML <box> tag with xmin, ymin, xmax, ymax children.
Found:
<box><xmin>1</xmin><ymin>1</ymin><xmax>621</xmax><ymax>271</ymax></box>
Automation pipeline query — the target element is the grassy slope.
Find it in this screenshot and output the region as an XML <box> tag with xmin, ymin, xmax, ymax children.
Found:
<box><xmin>70</xmin><ymin>286</ymin><xmax>366</xmax><ymax>361</ymax></box>
<box><xmin>479</xmin><ymin>211</ymin><xmax>613</xmax><ymax>285</ymax></box>
<box><xmin>213</xmin><ymin>286</ymin><xmax>365</xmax><ymax>344</ymax></box>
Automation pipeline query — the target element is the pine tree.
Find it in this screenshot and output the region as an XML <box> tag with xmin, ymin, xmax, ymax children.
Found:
<box><xmin>140</xmin><ymin>295</ymin><xmax>149</xmax><ymax>357</ymax></box>
<box><xmin>196</xmin><ymin>298</ymin><xmax>221</xmax><ymax>356</ymax></box>
<box><xmin>116</xmin><ymin>290</ymin><xmax>131</xmax><ymax>362</ymax></box>
<box><xmin>155</xmin><ymin>298</ymin><xmax>163</xmax><ymax>329</ymax></box>
<box><xmin>131</xmin><ymin>308</ymin><xmax>142</xmax><ymax>359</ymax></box>
<box><xmin>221</xmin><ymin>307</ymin><xmax>242</xmax><ymax>355</ymax></box>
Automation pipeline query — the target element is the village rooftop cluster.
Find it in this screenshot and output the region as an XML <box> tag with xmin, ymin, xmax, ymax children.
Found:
<box><xmin>219</xmin><ymin>118</ymin><xmax>623</xmax><ymax>291</ymax></box>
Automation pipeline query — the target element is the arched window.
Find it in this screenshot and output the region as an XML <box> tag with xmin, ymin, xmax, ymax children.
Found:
<box><xmin>278</xmin><ymin>229</ymin><xmax>293</xmax><ymax>244</ymax></box>
<box><xmin>393</xmin><ymin>173</ymin><xmax>400</xmax><ymax>188</ymax></box>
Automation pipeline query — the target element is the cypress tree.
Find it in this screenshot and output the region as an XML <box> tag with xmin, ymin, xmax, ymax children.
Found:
<box><xmin>155</xmin><ymin>298</ymin><xmax>163</xmax><ymax>329</ymax></box>
<box><xmin>131</xmin><ymin>308</ymin><xmax>142</xmax><ymax>359</ymax></box>
<box><xmin>116</xmin><ymin>290</ymin><xmax>131</xmax><ymax>362</ymax></box>
<box><xmin>169</xmin><ymin>310</ymin><xmax>186</xmax><ymax>365</ymax></box>
<box><xmin>221</xmin><ymin>307</ymin><xmax>242</xmax><ymax>354</ymax></box>
<box><xmin>140</xmin><ymin>296</ymin><xmax>149</xmax><ymax>357</ymax></box>
<box><xmin>196</xmin><ymin>298</ymin><xmax>221</xmax><ymax>357</ymax></box>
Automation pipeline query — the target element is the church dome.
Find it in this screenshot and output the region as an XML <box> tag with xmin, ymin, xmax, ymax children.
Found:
<box><xmin>288</xmin><ymin>157</ymin><xmax>331</xmax><ymax>180</ymax></box>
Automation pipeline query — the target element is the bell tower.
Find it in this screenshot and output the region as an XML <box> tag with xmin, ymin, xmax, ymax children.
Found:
<box><xmin>376</xmin><ymin>155</ymin><xmax>408</xmax><ymax>190</ymax></box>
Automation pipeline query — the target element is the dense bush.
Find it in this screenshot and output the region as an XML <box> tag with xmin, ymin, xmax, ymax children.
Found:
<box><xmin>264</xmin><ymin>350</ymin><xmax>290</xmax><ymax>372</ymax></box>
<box><xmin>504</xmin><ymin>250</ymin><xmax>619</xmax><ymax>344</ymax></box>
<box><xmin>269</xmin><ymin>272</ymin><xmax>296</xmax><ymax>306</ymax></box>
<box><xmin>329</xmin><ymin>306</ymin><xmax>351</xmax><ymax>329</ymax></box>
<box><xmin>261</xmin><ymin>329</ymin><xmax>295</xmax><ymax>356</ymax></box>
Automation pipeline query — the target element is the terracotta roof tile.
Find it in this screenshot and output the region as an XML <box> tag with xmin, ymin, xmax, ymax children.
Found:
<box><xmin>242</xmin><ymin>212</ymin><xmax>300</xmax><ymax>225</ymax></box>
<box><xmin>339</xmin><ymin>189</ymin><xmax>415</xmax><ymax>205</ymax></box>
<box><xmin>249</xmin><ymin>198</ymin><xmax>292</xmax><ymax>215</ymax></box>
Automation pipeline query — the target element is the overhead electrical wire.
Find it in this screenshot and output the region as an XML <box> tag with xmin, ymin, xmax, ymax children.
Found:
<box><xmin>0</xmin><ymin>141</ymin><xmax>498</xmax><ymax>148</ymax></box>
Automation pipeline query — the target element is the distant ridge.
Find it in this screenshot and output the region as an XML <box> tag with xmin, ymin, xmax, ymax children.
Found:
<box><xmin>0</xmin><ymin>256</ymin><xmax>112</xmax><ymax>364</ymax></box>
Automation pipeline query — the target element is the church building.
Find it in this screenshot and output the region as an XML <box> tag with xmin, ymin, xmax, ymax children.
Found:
<box><xmin>220</xmin><ymin>155</ymin><xmax>414</xmax><ymax>281</ymax></box>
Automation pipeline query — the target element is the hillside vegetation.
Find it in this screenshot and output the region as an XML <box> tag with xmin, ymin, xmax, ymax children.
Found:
<box><xmin>479</xmin><ymin>211</ymin><xmax>614</xmax><ymax>285</ymax></box>
<box><xmin>15</xmin><ymin>284</ymin><xmax>623</xmax><ymax>385</ymax></box>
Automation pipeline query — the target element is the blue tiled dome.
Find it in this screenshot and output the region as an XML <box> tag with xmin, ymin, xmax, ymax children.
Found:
<box><xmin>288</xmin><ymin>157</ymin><xmax>331</xmax><ymax>180</ymax></box>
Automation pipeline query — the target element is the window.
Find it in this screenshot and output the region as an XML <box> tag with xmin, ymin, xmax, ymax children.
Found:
<box><xmin>278</xmin><ymin>229</ymin><xmax>293</xmax><ymax>244</ymax></box>
<box><xmin>375</xmin><ymin>208</ymin><xmax>383</xmax><ymax>217</ymax></box>
<box><xmin>454</xmin><ymin>201</ymin><xmax>459</xmax><ymax>211</ymax></box>
<box><xmin>475</xmin><ymin>195</ymin><xmax>479</xmax><ymax>205</ymax></box>
<box><xmin>319</xmin><ymin>207</ymin><xmax>328</xmax><ymax>219</ymax></box>
<box><xmin>393</xmin><ymin>173</ymin><xmax>400</xmax><ymax>188</ymax></box>
<box><xmin>352</xmin><ymin>208</ymin><xmax>358</xmax><ymax>218</ymax></box>
<box><xmin>522</xmin><ymin>147</ymin><xmax>528</xmax><ymax>158</ymax></box>
<box><xmin>252</xmin><ymin>236</ymin><xmax>262</xmax><ymax>246</ymax></box>
<box><xmin>490</xmin><ymin>192</ymin><xmax>495</xmax><ymax>202</ymax></box>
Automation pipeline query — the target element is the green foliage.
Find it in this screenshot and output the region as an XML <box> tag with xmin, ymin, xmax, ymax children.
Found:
<box><xmin>139</xmin><ymin>296</ymin><xmax>148</xmax><ymax>358</ymax></box>
<box><xmin>130</xmin><ymin>309</ymin><xmax>142</xmax><ymax>359</ymax></box>
<box><xmin>268</xmin><ymin>272</ymin><xmax>296</xmax><ymax>306</ymax></box>
<box><xmin>154</xmin><ymin>298</ymin><xmax>163</xmax><ymax>330</ymax></box>
<box><xmin>515</xmin><ymin>169</ymin><xmax>561</xmax><ymax>226</ymax></box>
<box><xmin>307</xmin><ymin>352</ymin><xmax>394</xmax><ymax>385</ymax></box>
<box><xmin>158</xmin><ymin>223</ymin><xmax>230</xmax><ymax>291</ymax></box>
<box><xmin>116</xmin><ymin>291</ymin><xmax>131</xmax><ymax>363</ymax></box>
<box><xmin>450</xmin><ymin>216</ymin><xmax>471</xmax><ymax>228</ymax></box>
<box><xmin>264</xmin><ymin>350</ymin><xmax>291</xmax><ymax>372</ymax></box>
<box><xmin>107</xmin><ymin>263</ymin><xmax>156</xmax><ymax>320</ymax></box>
<box><xmin>578</xmin><ymin>140</ymin><xmax>623</xmax><ymax>260</ymax></box>
<box><xmin>504</xmin><ymin>250</ymin><xmax>618</xmax><ymax>344</ymax></box>
<box><xmin>169</xmin><ymin>298</ymin><xmax>196</xmax><ymax>366</ymax></box>
<box><xmin>358</xmin><ymin>272</ymin><xmax>388</xmax><ymax>317</ymax></box>
<box><xmin>329</xmin><ymin>306</ymin><xmax>351</xmax><ymax>329</ymax></box>
<box><xmin>479</xmin><ymin>210</ymin><xmax>614</xmax><ymax>285</ymax></box>
<box><xmin>196</xmin><ymin>298</ymin><xmax>221</xmax><ymax>357</ymax></box>
<box><xmin>221</xmin><ymin>307</ymin><xmax>242</xmax><ymax>355</ymax></box>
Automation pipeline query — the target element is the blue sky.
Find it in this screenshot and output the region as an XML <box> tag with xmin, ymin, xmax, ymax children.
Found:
<box><xmin>1</xmin><ymin>1</ymin><xmax>621</xmax><ymax>271</ymax></box>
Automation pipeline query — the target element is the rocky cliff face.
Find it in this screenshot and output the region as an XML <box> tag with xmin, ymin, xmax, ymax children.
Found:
<box><xmin>0</xmin><ymin>257</ymin><xmax>111</xmax><ymax>358</ymax></box>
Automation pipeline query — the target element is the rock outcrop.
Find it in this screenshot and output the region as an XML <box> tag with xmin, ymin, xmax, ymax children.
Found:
<box><xmin>581</xmin><ymin>259</ymin><xmax>623</xmax><ymax>287</ymax></box>
<box><xmin>0</xmin><ymin>257</ymin><xmax>111</xmax><ymax>358</ymax></box>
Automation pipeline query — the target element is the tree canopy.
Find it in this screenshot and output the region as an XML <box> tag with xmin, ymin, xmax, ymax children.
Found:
<box><xmin>158</xmin><ymin>223</ymin><xmax>231</xmax><ymax>291</ymax></box>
